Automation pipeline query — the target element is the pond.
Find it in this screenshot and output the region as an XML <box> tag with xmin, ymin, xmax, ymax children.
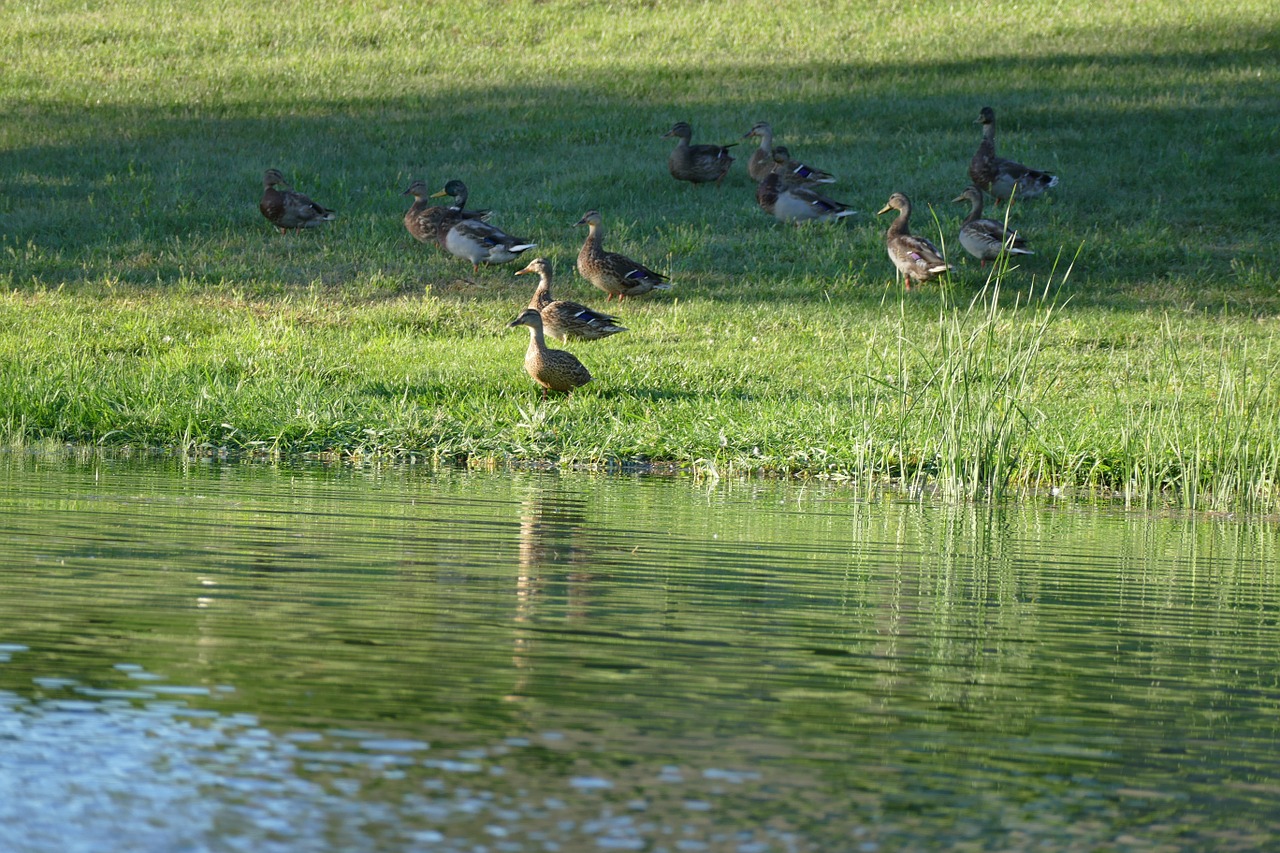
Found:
<box><xmin>1</xmin><ymin>454</ymin><xmax>1278</xmax><ymax>851</ymax></box>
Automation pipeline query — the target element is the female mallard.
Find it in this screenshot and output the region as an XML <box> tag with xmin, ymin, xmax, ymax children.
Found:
<box><xmin>574</xmin><ymin>209</ymin><xmax>671</xmax><ymax>302</ymax></box>
<box><xmin>756</xmin><ymin>154</ymin><xmax>855</xmax><ymax>224</ymax></box>
<box><xmin>742</xmin><ymin>121</ymin><xmax>836</xmax><ymax>185</ymax></box>
<box><xmin>770</xmin><ymin>146</ymin><xmax>837</xmax><ymax>187</ymax></box>
<box><xmin>508</xmin><ymin>308</ymin><xmax>593</xmax><ymax>396</ymax></box>
<box><xmin>517</xmin><ymin>257</ymin><xmax>627</xmax><ymax>342</ymax></box>
<box><xmin>969</xmin><ymin>106</ymin><xmax>1058</xmax><ymax>204</ymax></box>
<box><xmin>877</xmin><ymin>192</ymin><xmax>952</xmax><ymax>289</ymax></box>
<box><xmin>663</xmin><ymin>121</ymin><xmax>735</xmax><ymax>186</ymax></box>
<box><xmin>952</xmin><ymin>185</ymin><xmax>1033</xmax><ymax>266</ymax></box>
<box><xmin>259</xmin><ymin>169</ymin><xmax>336</xmax><ymax>234</ymax></box>
<box><xmin>403</xmin><ymin>179</ymin><xmax>489</xmax><ymax>248</ymax></box>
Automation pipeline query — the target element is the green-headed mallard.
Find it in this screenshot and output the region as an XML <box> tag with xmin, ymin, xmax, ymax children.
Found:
<box><xmin>574</xmin><ymin>209</ymin><xmax>672</xmax><ymax>302</ymax></box>
<box><xmin>403</xmin><ymin>179</ymin><xmax>490</xmax><ymax>248</ymax></box>
<box><xmin>517</xmin><ymin>257</ymin><xmax>627</xmax><ymax>342</ymax></box>
<box><xmin>877</xmin><ymin>192</ymin><xmax>952</xmax><ymax>289</ymax></box>
<box><xmin>742</xmin><ymin>121</ymin><xmax>836</xmax><ymax>185</ymax></box>
<box><xmin>663</xmin><ymin>121</ymin><xmax>735</xmax><ymax>186</ymax></box>
<box><xmin>508</xmin><ymin>307</ymin><xmax>593</xmax><ymax>396</ymax></box>
<box><xmin>259</xmin><ymin>169</ymin><xmax>336</xmax><ymax>234</ymax></box>
<box><xmin>756</xmin><ymin>153</ymin><xmax>855</xmax><ymax>224</ymax></box>
<box><xmin>969</xmin><ymin>107</ymin><xmax>1058</xmax><ymax>205</ymax></box>
<box><xmin>952</xmin><ymin>185</ymin><xmax>1033</xmax><ymax>266</ymax></box>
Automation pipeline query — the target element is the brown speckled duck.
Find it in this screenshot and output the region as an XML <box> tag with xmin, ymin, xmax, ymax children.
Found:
<box><xmin>574</xmin><ymin>209</ymin><xmax>671</xmax><ymax>302</ymax></box>
<box><xmin>770</xmin><ymin>146</ymin><xmax>837</xmax><ymax>187</ymax></box>
<box><xmin>663</xmin><ymin>122</ymin><xmax>735</xmax><ymax>186</ymax></box>
<box><xmin>877</xmin><ymin>193</ymin><xmax>952</xmax><ymax>289</ymax></box>
<box><xmin>969</xmin><ymin>107</ymin><xmax>1058</xmax><ymax>204</ymax></box>
<box><xmin>756</xmin><ymin>153</ymin><xmax>855</xmax><ymax>224</ymax></box>
<box><xmin>517</xmin><ymin>258</ymin><xmax>627</xmax><ymax>342</ymax></box>
<box><xmin>742</xmin><ymin>121</ymin><xmax>836</xmax><ymax>185</ymax></box>
<box><xmin>952</xmin><ymin>185</ymin><xmax>1033</xmax><ymax>266</ymax></box>
<box><xmin>508</xmin><ymin>308</ymin><xmax>593</xmax><ymax>396</ymax></box>
<box><xmin>402</xmin><ymin>179</ymin><xmax>489</xmax><ymax>248</ymax></box>
<box><xmin>259</xmin><ymin>169</ymin><xmax>336</xmax><ymax>234</ymax></box>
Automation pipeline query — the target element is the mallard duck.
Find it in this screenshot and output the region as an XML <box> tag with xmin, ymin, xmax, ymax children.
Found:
<box><xmin>742</xmin><ymin>121</ymin><xmax>836</xmax><ymax>185</ymax></box>
<box><xmin>517</xmin><ymin>257</ymin><xmax>627</xmax><ymax>342</ymax></box>
<box><xmin>442</xmin><ymin>216</ymin><xmax>536</xmax><ymax>272</ymax></box>
<box><xmin>574</xmin><ymin>209</ymin><xmax>672</xmax><ymax>302</ymax></box>
<box><xmin>952</xmin><ymin>185</ymin><xmax>1033</xmax><ymax>266</ymax></box>
<box><xmin>402</xmin><ymin>179</ymin><xmax>490</xmax><ymax>248</ymax></box>
<box><xmin>969</xmin><ymin>107</ymin><xmax>1058</xmax><ymax>204</ymax></box>
<box><xmin>877</xmin><ymin>192</ymin><xmax>952</xmax><ymax>289</ymax></box>
<box><xmin>259</xmin><ymin>169</ymin><xmax>336</xmax><ymax>234</ymax></box>
<box><xmin>770</xmin><ymin>146</ymin><xmax>837</xmax><ymax>187</ymax></box>
<box><xmin>756</xmin><ymin>154</ymin><xmax>855</xmax><ymax>224</ymax></box>
<box><xmin>508</xmin><ymin>308</ymin><xmax>593</xmax><ymax>396</ymax></box>
<box><xmin>663</xmin><ymin>121</ymin><xmax>735</xmax><ymax>186</ymax></box>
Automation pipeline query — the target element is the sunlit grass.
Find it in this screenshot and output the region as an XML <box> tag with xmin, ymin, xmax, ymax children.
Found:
<box><xmin>1</xmin><ymin>0</ymin><xmax>1278</xmax><ymax>509</ymax></box>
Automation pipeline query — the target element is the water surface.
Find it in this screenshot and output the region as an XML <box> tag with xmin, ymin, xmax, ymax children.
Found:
<box><xmin>1</xmin><ymin>454</ymin><xmax>1278</xmax><ymax>851</ymax></box>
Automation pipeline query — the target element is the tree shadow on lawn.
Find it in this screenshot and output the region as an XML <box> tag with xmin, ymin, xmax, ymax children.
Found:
<box><xmin>3</xmin><ymin>39</ymin><xmax>1277</xmax><ymax>314</ymax></box>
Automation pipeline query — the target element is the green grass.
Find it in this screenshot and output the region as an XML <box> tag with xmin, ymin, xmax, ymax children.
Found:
<box><xmin>2</xmin><ymin>0</ymin><xmax>1279</xmax><ymax>510</ymax></box>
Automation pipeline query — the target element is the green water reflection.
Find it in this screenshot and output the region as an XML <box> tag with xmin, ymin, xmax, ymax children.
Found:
<box><xmin>1</xmin><ymin>453</ymin><xmax>1278</xmax><ymax>850</ymax></box>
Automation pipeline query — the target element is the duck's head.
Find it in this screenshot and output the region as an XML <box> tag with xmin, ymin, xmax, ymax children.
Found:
<box><xmin>402</xmin><ymin>179</ymin><xmax>430</xmax><ymax>198</ymax></box>
<box><xmin>574</xmin><ymin>209</ymin><xmax>602</xmax><ymax>228</ymax></box>
<box><xmin>976</xmin><ymin>106</ymin><xmax>996</xmax><ymax>126</ymax></box>
<box><xmin>431</xmin><ymin>179</ymin><xmax>469</xmax><ymax>202</ymax></box>
<box><xmin>951</xmin><ymin>186</ymin><xmax>984</xmax><ymax>205</ymax></box>
<box><xmin>507</xmin><ymin>308</ymin><xmax>544</xmax><ymax>330</ymax></box>
<box><xmin>262</xmin><ymin>169</ymin><xmax>286</xmax><ymax>188</ymax></box>
<box><xmin>877</xmin><ymin>192</ymin><xmax>911</xmax><ymax>216</ymax></box>
<box><xmin>515</xmin><ymin>258</ymin><xmax>552</xmax><ymax>278</ymax></box>
<box><xmin>743</xmin><ymin>121</ymin><xmax>771</xmax><ymax>139</ymax></box>
<box><xmin>662</xmin><ymin>122</ymin><xmax>693</xmax><ymax>141</ymax></box>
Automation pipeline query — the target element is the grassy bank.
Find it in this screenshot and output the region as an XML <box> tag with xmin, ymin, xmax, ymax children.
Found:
<box><xmin>2</xmin><ymin>0</ymin><xmax>1279</xmax><ymax>509</ymax></box>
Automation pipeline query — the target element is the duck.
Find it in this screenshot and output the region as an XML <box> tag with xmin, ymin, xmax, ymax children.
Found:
<box><xmin>877</xmin><ymin>192</ymin><xmax>952</xmax><ymax>289</ymax></box>
<box><xmin>574</xmin><ymin>209</ymin><xmax>672</xmax><ymax>302</ymax></box>
<box><xmin>663</xmin><ymin>121</ymin><xmax>735</xmax><ymax>186</ymax></box>
<box><xmin>517</xmin><ymin>257</ymin><xmax>627</xmax><ymax>342</ymax></box>
<box><xmin>952</xmin><ymin>185</ymin><xmax>1033</xmax><ymax>266</ymax></box>
<box><xmin>402</xmin><ymin>179</ymin><xmax>490</xmax><ymax>248</ymax></box>
<box><xmin>442</xmin><ymin>215</ymin><xmax>536</xmax><ymax>272</ymax></box>
<box><xmin>770</xmin><ymin>146</ymin><xmax>837</xmax><ymax>187</ymax></box>
<box><xmin>508</xmin><ymin>308</ymin><xmax>593</xmax><ymax>396</ymax></box>
<box><xmin>969</xmin><ymin>106</ymin><xmax>1058</xmax><ymax>204</ymax></box>
<box><xmin>742</xmin><ymin>121</ymin><xmax>836</xmax><ymax>185</ymax></box>
<box><xmin>756</xmin><ymin>153</ymin><xmax>855</xmax><ymax>224</ymax></box>
<box><xmin>259</xmin><ymin>169</ymin><xmax>336</xmax><ymax>234</ymax></box>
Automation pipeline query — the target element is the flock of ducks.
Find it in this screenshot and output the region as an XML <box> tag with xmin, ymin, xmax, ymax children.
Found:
<box><xmin>258</xmin><ymin>107</ymin><xmax>1058</xmax><ymax>396</ymax></box>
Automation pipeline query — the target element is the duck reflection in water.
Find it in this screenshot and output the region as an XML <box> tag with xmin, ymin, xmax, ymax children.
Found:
<box><xmin>508</xmin><ymin>479</ymin><xmax>596</xmax><ymax>702</ymax></box>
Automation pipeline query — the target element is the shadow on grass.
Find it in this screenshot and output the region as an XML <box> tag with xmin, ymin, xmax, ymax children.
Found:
<box><xmin>588</xmin><ymin>386</ymin><xmax>707</xmax><ymax>402</ymax></box>
<box><xmin>354</xmin><ymin>379</ymin><xmax>712</xmax><ymax>406</ymax></box>
<box><xmin>3</xmin><ymin>38</ymin><xmax>1277</xmax><ymax>313</ymax></box>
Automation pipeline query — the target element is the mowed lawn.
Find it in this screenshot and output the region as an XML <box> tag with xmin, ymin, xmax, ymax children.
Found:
<box><xmin>1</xmin><ymin>0</ymin><xmax>1278</xmax><ymax>508</ymax></box>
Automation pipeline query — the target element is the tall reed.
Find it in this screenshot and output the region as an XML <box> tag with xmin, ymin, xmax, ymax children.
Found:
<box><xmin>1114</xmin><ymin>322</ymin><xmax>1280</xmax><ymax>512</ymax></box>
<box><xmin>862</xmin><ymin>221</ymin><xmax>1073</xmax><ymax>501</ymax></box>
